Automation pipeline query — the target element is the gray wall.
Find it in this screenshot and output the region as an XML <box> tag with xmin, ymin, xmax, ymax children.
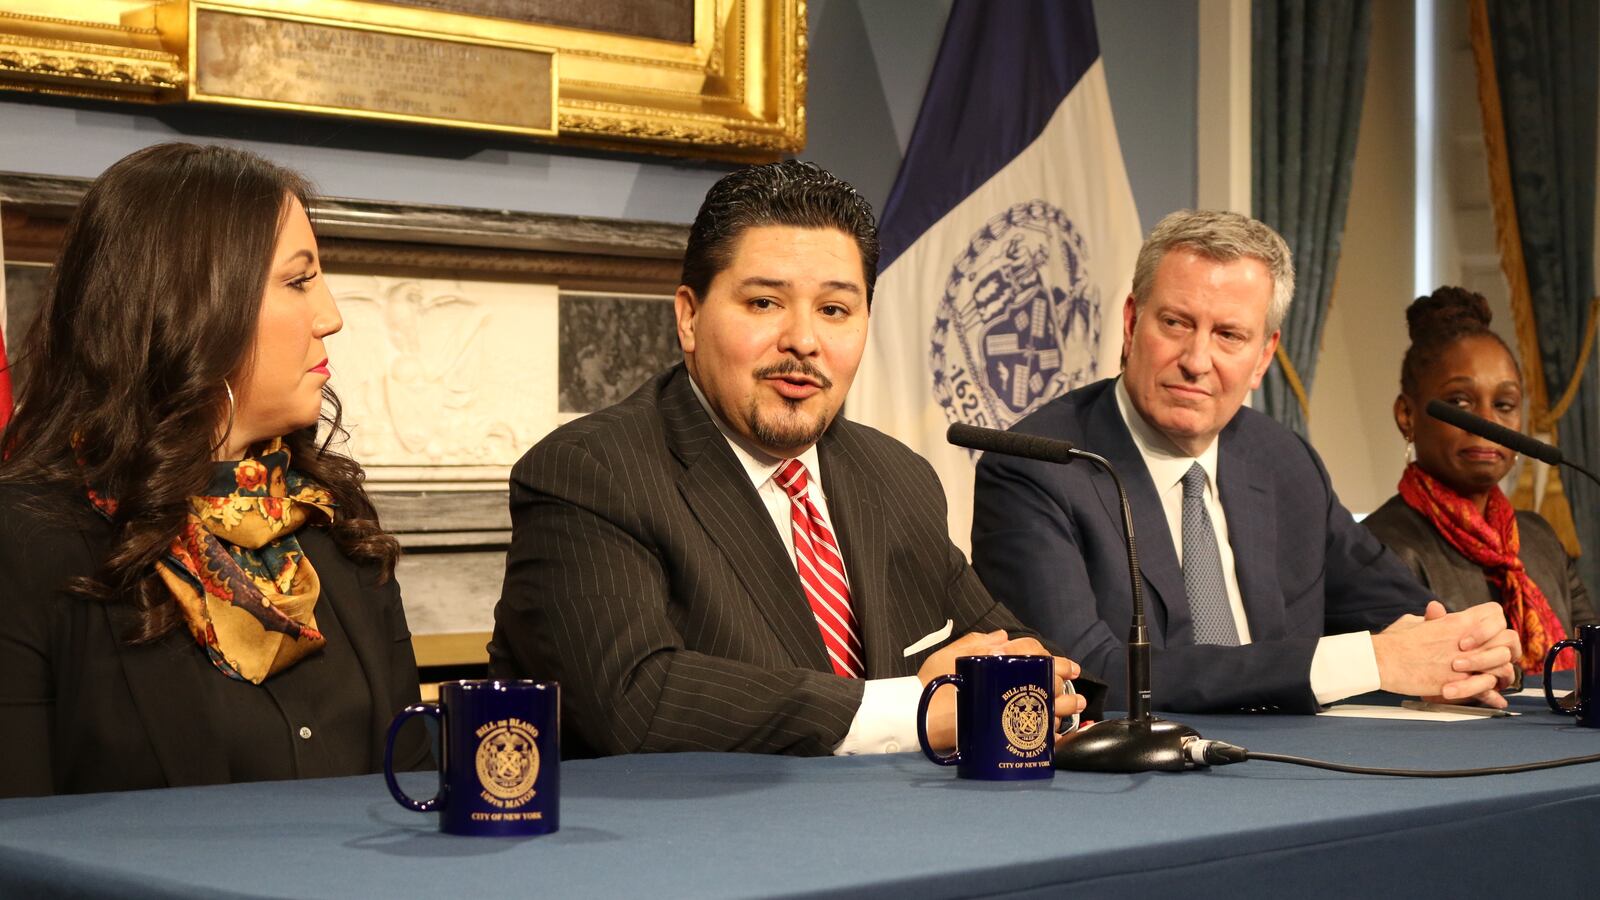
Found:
<box><xmin>0</xmin><ymin>1</ymin><xmax>1195</xmax><ymax>227</ymax></box>
<box><xmin>804</xmin><ymin>0</ymin><xmax>1198</xmax><ymax>227</ymax></box>
<box><xmin>1094</xmin><ymin>0</ymin><xmax>1198</xmax><ymax>231</ymax></box>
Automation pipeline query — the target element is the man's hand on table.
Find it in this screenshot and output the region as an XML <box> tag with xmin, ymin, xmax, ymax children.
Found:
<box><xmin>1373</xmin><ymin>601</ymin><xmax>1521</xmax><ymax>709</ymax></box>
<box><xmin>917</xmin><ymin>630</ymin><xmax>1089</xmax><ymax>753</ymax></box>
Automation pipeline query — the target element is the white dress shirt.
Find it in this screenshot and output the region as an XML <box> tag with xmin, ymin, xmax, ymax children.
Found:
<box><xmin>1114</xmin><ymin>379</ymin><xmax>1380</xmax><ymax>705</ymax></box>
<box><xmin>688</xmin><ymin>378</ymin><xmax>922</xmax><ymax>753</ymax></box>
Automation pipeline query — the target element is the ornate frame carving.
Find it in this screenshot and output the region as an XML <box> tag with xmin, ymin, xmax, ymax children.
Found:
<box><xmin>0</xmin><ymin>0</ymin><xmax>805</xmax><ymax>160</ymax></box>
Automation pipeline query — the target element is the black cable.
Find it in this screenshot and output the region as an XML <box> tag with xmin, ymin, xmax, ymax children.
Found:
<box><xmin>1189</xmin><ymin>740</ymin><xmax>1600</xmax><ymax>777</ymax></box>
<box><xmin>1244</xmin><ymin>750</ymin><xmax>1600</xmax><ymax>778</ymax></box>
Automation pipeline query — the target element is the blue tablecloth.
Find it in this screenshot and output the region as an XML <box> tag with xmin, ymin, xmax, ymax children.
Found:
<box><xmin>2</xmin><ymin>689</ymin><xmax>1597</xmax><ymax>899</ymax></box>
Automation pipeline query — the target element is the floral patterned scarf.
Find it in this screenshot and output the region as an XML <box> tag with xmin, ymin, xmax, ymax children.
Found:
<box><xmin>88</xmin><ymin>439</ymin><xmax>336</xmax><ymax>683</ymax></box>
<box><xmin>1397</xmin><ymin>463</ymin><xmax>1571</xmax><ymax>673</ymax></box>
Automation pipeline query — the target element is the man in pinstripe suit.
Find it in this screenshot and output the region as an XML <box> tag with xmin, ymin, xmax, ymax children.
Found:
<box><xmin>491</xmin><ymin>161</ymin><xmax>1101</xmax><ymax>758</ymax></box>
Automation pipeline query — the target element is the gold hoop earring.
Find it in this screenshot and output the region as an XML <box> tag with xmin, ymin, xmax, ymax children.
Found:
<box><xmin>210</xmin><ymin>379</ymin><xmax>237</xmax><ymax>454</ymax></box>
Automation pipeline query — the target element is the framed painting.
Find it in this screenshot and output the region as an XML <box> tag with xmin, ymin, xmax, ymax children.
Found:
<box><xmin>0</xmin><ymin>0</ymin><xmax>805</xmax><ymax>159</ymax></box>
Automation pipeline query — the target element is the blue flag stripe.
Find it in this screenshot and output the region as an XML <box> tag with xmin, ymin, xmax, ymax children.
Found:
<box><xmin>878</xmin><ymin>0</ymin><xmax>1101</xmax><ymax>270</ymax></box>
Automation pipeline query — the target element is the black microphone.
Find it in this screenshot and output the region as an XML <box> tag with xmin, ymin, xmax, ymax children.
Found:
<box><xmin>951</xmin><ymin>422</ymin><xmax>1198</xmax><ymax>772</ymax></box>
<box><xmin>1424</xmin><ymin>400</ymin><xmax>1561</xmax><ymax>465</ymax></box>
<box><xmin>1424</xmin><ymin>400</ymin><xmax>1600</xmax><ymax>488</ymax></box>
<box><xmin>946</xmin><ymin>422</ymin><xmax>1080</xmax><ymax>464</ymax></box>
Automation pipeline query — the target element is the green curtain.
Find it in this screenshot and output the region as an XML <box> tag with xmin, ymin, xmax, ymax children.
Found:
<box><xmin>1251</xmin><ymin>0</ymin><xmax>1372</xmax><ymax>436</ymax></box>
<box><xmin>1487</xmin><ymin>0</ymin><xmax>1600</xmax><ymax>594</ymax></box>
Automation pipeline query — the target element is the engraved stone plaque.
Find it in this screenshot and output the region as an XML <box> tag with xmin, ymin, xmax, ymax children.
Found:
<box><xmin>193</xmin><ymin>8</ymin><xmax>555</xmax><ymax>134</ymax></box>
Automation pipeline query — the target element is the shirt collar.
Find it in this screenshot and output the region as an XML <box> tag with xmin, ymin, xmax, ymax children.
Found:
<box><xmin>1114</xmin><ymin>376</ymin><xmax>1220</xmax><ymax>496</ymax></box>
<box><xmin>687</xmin><ymin>372</ymin><xmax>825</xmax><ymax>493</ymax></box>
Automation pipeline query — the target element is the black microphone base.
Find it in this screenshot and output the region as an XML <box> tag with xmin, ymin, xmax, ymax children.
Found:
<box><xmin>1053</xmin><ymin>716</ymin><xmax>1200</xmax><ymax>773</ymax></box>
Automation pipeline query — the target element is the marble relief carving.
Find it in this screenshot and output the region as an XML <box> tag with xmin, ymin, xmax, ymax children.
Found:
<box><xmin>325</xmin><ymin>274</ymin><xmax>559</xmax><ymax>489</ymax></box>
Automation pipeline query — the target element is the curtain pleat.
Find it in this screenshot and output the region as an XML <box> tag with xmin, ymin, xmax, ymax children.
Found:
<box><xmin>1252</xmin><ymin>0</ymin><xmax>1372</xmax><ymax>436</ymax></box>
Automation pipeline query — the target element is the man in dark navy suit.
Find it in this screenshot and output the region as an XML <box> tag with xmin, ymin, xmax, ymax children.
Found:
<box><xmin>972</xmin><ymin>210</ymin><xmax>1521</xmax><ymax>713</ymax></box>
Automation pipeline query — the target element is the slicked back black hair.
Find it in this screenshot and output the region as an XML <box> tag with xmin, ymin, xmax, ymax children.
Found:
<box><xmin>681</xmin><ymin>160</ymin><xmax>880</xmax><ymax>305</ymax></box>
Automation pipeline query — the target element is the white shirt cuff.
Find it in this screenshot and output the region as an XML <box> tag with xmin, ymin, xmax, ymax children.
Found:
<box><xmin>1310</xmin><ymin>631</ymin><xmax>1382</xmax><ymax>706</ymax></box>
<box><xmin>833</xmin><ymin>676</ymin><xmax>924</xmax><ymax>756</ymax></box>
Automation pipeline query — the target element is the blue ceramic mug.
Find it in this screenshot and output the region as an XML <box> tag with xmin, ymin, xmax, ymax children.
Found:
<box><xmin>384</xmin><ymin>679</ymin><xmax>560</xmax><ymax>836</ymax></box>
<box><xmin>916</xmin><ymin>655</ymin><xmax>1059</xmax><ymax>780</ymax></box>
<box><xmin>1545</xmin><ymin>624</ymin><xmax>1600</xmax><ymax>728</ymax></box>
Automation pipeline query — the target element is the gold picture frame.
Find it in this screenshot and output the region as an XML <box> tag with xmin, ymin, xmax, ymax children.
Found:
<box><xmin>0</xmin><ymin>0</ymin><xmax>806</xmax><ymax>160</ymax></box>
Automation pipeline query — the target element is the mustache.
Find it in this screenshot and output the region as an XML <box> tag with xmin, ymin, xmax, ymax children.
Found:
<box><xmin>755</xmin><ymin>359</ymin><xmax>834</xmax><ymax>390</ymax></box>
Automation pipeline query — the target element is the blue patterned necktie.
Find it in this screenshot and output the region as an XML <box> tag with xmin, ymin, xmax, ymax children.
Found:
<box><xmin>1181</xmin><ymin>462</ymin><xmax>1240</xmax><ymax>645</ymax></box>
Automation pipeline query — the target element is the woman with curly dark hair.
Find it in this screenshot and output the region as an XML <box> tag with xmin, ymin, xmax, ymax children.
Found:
<box><xmin>0</xmin><ymin>142</ymin><xmax>429</xmax><ymax>797</ymax></box>
<box><xmin>1363</xmin><ymin>287</ymin><xmax>1597</xmax><ymax>676</ymax></box>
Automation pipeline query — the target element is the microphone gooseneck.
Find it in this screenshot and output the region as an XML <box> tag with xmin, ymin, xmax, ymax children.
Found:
<box><xmin>1069</xmin><ymin>448</ymin><xmax>1151</xmax><ymax>723</ymax></box>
<box><xmin>951</xmin><ymin>423</ymin><xmax>1199</xmax><ymax>772</ymax></box>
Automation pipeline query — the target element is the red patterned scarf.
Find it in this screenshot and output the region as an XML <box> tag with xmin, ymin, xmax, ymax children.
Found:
<box><xmin>1398</xmin><ymin>463</ymin><xmax>1570</xmax><ymax>673</ymax></box>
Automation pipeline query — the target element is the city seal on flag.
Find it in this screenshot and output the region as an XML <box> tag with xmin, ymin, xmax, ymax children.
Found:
<box><xmin>930</xmin><ymin>200</ymin><xmax>1101</xmax><ymax>434</ymax></box>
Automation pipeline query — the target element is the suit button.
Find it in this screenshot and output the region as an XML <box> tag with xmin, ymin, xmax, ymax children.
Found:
<box><xmin>298</xmin><ymin>726</ymin><xmax>313</xmax><ymax>740</ymax></box>
<box><xmin>884</xmin><ymin>741</ymin><xmax>901</xmax><ymax>753</ymax></box>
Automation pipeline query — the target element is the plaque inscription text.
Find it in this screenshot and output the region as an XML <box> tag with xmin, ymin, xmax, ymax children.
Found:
<box><xmin>194</xmin><ymin>9</ymin><xmax>555</xmax><ymax>133</ymax></box>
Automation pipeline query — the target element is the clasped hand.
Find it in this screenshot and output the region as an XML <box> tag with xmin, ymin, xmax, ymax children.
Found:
<box><xmin>917</xmin><ymin>629</ymin><xmax>1088</xmax><ymax>753</ymax></box>
<box><xmin>1373</xmin><ymin>600</ymin><xmax>1521</xmax><ymax>709</ymax></box>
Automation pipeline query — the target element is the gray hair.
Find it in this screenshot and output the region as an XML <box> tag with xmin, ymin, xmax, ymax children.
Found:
<box><xmin>1129</xmin><ymin>209</ymin><xmax>1295</xmax><ymax>334</ymax></box>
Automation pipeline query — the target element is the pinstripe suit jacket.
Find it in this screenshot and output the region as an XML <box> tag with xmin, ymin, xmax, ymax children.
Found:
<box><xmin>489</xmin><ymin>364</ymin><xmax>1058</xmax><ymax>758</ymax></box>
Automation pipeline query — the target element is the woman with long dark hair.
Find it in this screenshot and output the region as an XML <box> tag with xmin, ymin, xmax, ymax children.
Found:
<box><xmin>0</xmin><ymin>142</ymin><xmax>429</xmax><ymax>796</ymax></box>
<box><xmin>1364</xmin><ymin>287</ymin><xmax>1596</xmax><ymax>676</ymax></box>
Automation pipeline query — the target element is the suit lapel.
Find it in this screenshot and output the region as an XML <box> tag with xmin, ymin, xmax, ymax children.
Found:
<box><xmin>76</xmin><ymin>508</ymin><xmax>228</xmax><ymax>789</ymax></box>
<box><xmin>660</xmin><ymin>367</ymin><xmax>833</xmax><ymax>673</ymax></box>
<box><xmin>815</xmin><ymin>426</ymin><xmax>892</xmax><ymax>676</ymax></box>
<box><xmin>1217</xmin><ymin>427</ymin><xmax>1283</xmax><ymax>639</ymax></box>
<box><xmin>104</xmin><ymin>602</ymin><xmax>229</xmax><ymax>788</ymax></box>
<box><xmin>1085</xmin><ymin>382</ymin><xmax>1187</xmax><ymax>639</ymax></box>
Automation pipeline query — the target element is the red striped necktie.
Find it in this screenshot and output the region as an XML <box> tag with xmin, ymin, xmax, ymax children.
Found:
<box><xmin>774</xmin><ymin>459</ymin><xmax>864</xmax><ymax>678</ymax></box>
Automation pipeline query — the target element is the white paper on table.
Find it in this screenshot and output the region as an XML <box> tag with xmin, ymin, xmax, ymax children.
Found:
<box><xmin>1507</xmin><ymin>688</ymin><xmax>1571</xmax><ymax>699</ymax></box>
<box><xmin>1316</xmin><ymin>704</ymin><xmax>1502</xmax><ymax>722</ymax></box>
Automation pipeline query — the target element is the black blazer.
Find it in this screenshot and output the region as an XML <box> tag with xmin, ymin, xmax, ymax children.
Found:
<box><xmin>0</xmin><ymin>482</ymin><xmax>429</xmax><ymax>798</ymax></box>
<box><xmin>489</xmin><ymin>365</ymin><xmax>1095</xmax><ymax>758</ymax></box>
<box><xmin>972</xmin><ymin>378</ymin><xmax>1432</xmax><ymax>713</ymax></box>
<box><xmin>1364</xmin><ymin>495</ymin><xmax>1598</xmax><ymax>634</ymax></box>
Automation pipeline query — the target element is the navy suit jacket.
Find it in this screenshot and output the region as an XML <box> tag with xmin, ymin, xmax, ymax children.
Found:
<box><xmin>971</xmin><ymin>378</ymin><xmax>1431</xmax><ymax>713</ymax></box>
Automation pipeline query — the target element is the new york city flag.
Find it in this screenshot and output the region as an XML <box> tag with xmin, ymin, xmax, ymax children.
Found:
<box><xmin>852</xmin><ymin>0</ymin><xmax>1142</xmax><ymax>551</ymax></box>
